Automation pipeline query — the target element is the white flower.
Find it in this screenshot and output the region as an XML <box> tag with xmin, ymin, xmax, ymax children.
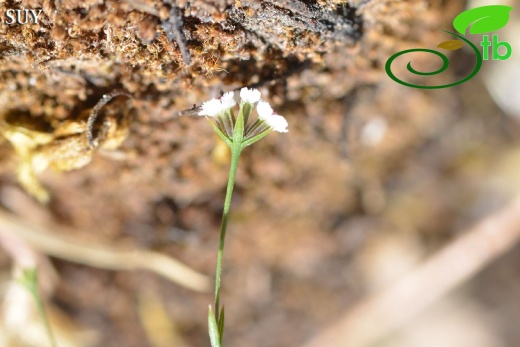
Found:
<box><xmin>257</xmin><ymin>101</ymin><xmax>288</xmax><ymax>133</ymax></box>
<box><xmin>240</xmin><ymin>87</ymin><xmax>261</xmax><ymax>104</ymax></box>
<box><xmin>221</xmin><ymin>91</ymin><xmax>236</xmax><ymax>109</ymax></box>
<box><xmin>198</xmin><ymin>92</ymin><xmax>237</xmax><ymax>117</ymax></box>
<box><xmin>199</xmin><ymin>98</ymin><xmax>224</xmax><ymax>117</ymax></box>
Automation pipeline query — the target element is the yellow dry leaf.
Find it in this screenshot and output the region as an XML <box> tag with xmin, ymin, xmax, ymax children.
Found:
<box><xmin>437</xmin><ymin>40</ymin><xmax>465</xmax><ymax>50</ymax></box>
<box><xmin>0</xmin><ymin>112</ymin><xmax>129</xmax><ymax>203</ymax></box>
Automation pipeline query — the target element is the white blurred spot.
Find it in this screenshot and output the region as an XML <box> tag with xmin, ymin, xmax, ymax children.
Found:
<box><xmin>361</xmin><ymin>117</ymin><xmax>388</xmax><ymax>147</ymax></box>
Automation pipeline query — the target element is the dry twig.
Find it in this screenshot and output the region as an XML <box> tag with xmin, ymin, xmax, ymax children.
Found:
<box><xmin>304</xmin><ymin>196</ymin><xmax>520</xmax><ymax>347</ymax></box>
<box><xmin>86</xmin><ymin>90</ymin><xmax>132</xmax><ymax>148</ymax></box>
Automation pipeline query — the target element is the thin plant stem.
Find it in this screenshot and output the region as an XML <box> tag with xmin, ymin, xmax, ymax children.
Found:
<box><xmin>214</xmin><ymin>145</ymin><xmax>242</xmax><ymax>318</ymax></box>
<box><xmin>204</xmin><ymin>89</ymin><xmax>287</xmax><ymax>347</ymax></box>
<box><xmin>34</xmin><ymin>291</ymin><xmax>58</xmax><ymax>347</ymax></box>
<box><xmin>21</xmin><ymin>269</ymin><xmax>58</xmax><ymax>347</ymax></box>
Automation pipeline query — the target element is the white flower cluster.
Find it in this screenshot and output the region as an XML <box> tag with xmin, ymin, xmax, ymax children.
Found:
<box><xmin>198</xmin><ymin>87</ymin><xmax>288</xmax><ymax>133</ymax></box>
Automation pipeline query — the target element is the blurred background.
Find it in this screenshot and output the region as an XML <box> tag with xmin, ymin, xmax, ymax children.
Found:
<box><xmin>0</xmin><ymin>0</ymin><xmax>520</xmax><ymax>346</ymax></box>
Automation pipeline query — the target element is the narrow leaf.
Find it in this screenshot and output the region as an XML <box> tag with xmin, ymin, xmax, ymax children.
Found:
<box><xmin>19</xmin><ymin>268</ymin><xmax>58</xmax><ymax>347</ymax></box>
<box><xmin>437</xmin><ymin>40</ymin><xmax>465</xmax><ymax>50</ymax></box>
<box><xmin>453</xmin><ymin>5</ymin><xmax>513</xmax><ymax>35</ymax></box>
<box><xmin>19</xmin><ymin>268</ymin><xmax>38</xmax><ymax>293</ymax></box>
<box><xmin>218</xmin><ymin>306</ymin><xmax>225</xmax><ymax>345</ymax></box>
<box><xmin>207</xmin><ymin>119</ymin><xmax>232</xmax><ymax>147</ymax></box>
<box><xmin>241</xmin><ymin>102</ymin><xmax>253</xmax><ymax>128</ymax></box>
<box><xmin>241</xmin><ymin>129</ymin><xmax>272</xmax><ymax>148</ymax></box>
<box><xmin>208</xmin><ymin>306</ymin><xmax>221</xmax><ymax>347</ymax></box>
<box><xmin>233</xmin><ymin>104</ymin><xmax>246</xmax><ymax>144</ymax></box>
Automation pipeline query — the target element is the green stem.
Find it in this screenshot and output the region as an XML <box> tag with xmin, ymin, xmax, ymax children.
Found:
<box><xmin>21</xmin><ymin>269</ymin><xmax>58</xmax><ymax>347</ymax></box>
<box><xmin>214</xmin><ymin>144</ymin><xmax>242</xmax><ymax>318</ymax></box>
<box><xmin>34</xmin><ymin>291</ymin><xmax>58</xmax><ymax>347</ymax></box>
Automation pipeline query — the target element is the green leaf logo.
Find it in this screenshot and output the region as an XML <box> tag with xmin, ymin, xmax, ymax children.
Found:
<box><xmin>453</xmin><ymin>5</ymin><xmax>513</xmax><ymax>35</ymax></box>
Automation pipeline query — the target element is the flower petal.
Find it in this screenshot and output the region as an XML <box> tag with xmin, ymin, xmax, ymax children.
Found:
<box><xmin>257</xmin><ymin>101</ymin><xmax>288</xmax><ymax>133</ymax></box>
<box><xmin>266</xmin><ymin>114</ymin><xmax>288</xmax><ymax>133</ymax></box>
<box><xmin>256</xmin><ymin>101</ymin><xmax>273</xmax><ymax>119</ymax></box>
<box><xmin>221</xmin><ymin>91</ymin><xmax>237</xmax><ymax>109</ymax></box>
<box><xmin>240</xmin><ymin>87</ymin><xmax>261</xmax><ymax>104</ymax></box>
<box><xmin>198</xmin><ymin>98</ymin><xmax>223</xmax><ymax>117</ymax></box>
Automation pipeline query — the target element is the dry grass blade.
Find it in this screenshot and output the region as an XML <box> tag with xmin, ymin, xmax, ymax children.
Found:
<box><xmin>0</xmin><ymin>210</ymin><xmax>210</xmax><ymax>292</ymax></box>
